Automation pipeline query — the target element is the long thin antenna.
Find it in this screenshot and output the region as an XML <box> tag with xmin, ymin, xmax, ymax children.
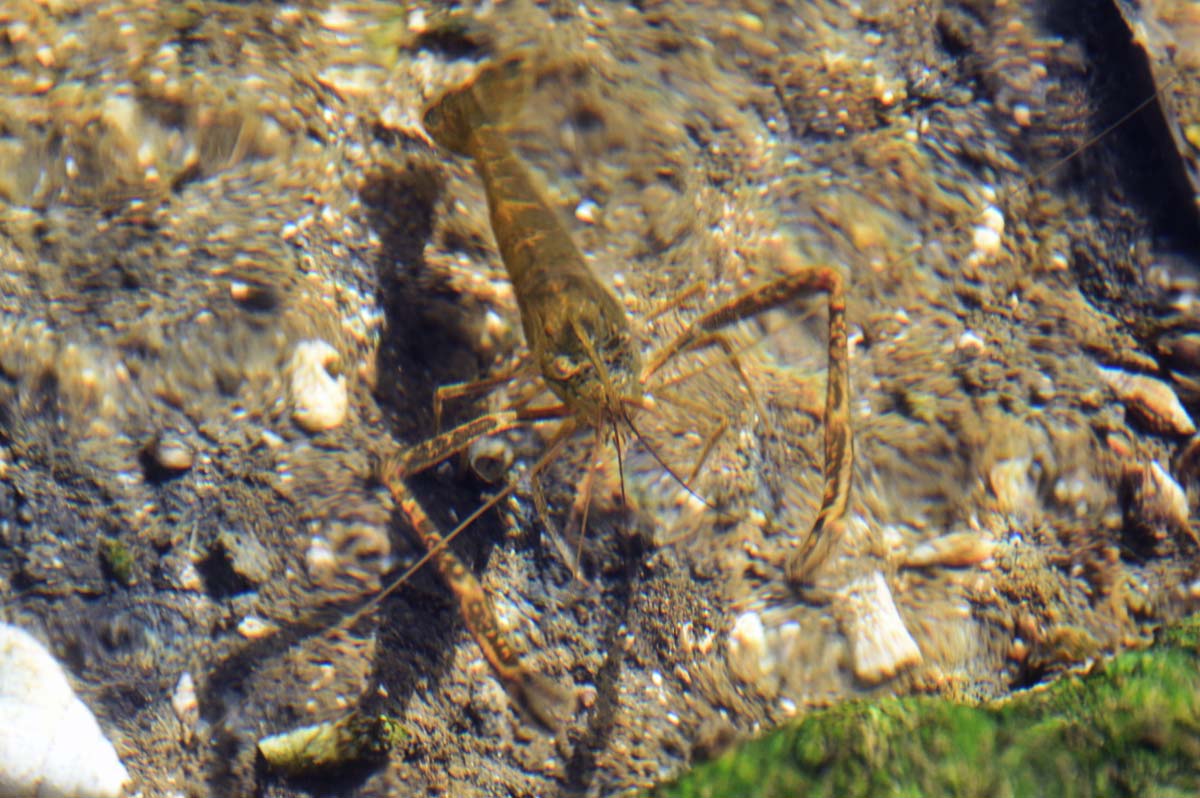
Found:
<box><xmin>611</xmin><ymin>414</ymin><xmax>627</xmax><ymax>511</ymax></box>
<box><xmin>337</xmin><ymin>479</ymin><xmax>522</xmax><ymax>631</ymax></box>
<box><xmin>619</xmin><ymin>401</ymin><xmax>720</xmax><ymax>513</ymax></box>
<box><xmin>1005</xmin><ymin>72</ymin><xmax>1182</xmax><ymax>202</ymax></box>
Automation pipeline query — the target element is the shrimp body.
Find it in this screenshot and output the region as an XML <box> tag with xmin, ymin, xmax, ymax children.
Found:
<box><xmin>424</xmin><ymin>66</ymin><xmax>642</xmax><ymax>425</ymax></box>
<box><xmin>370</xmin><ymin>61</ymin><xmax>854</xmax><ymax>729</ymax></box>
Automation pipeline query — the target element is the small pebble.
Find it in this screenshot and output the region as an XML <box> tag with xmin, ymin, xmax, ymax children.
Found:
<box><xmin>289</xmin><ymin>339</ymin><xmax>349</xmax><ymax>433</ymax></box>
<box><xmin>967</xmin><ymin>204</ymin><xmax>1005</xmax><ymax>266</ymax></box>
<box><xmin>956</xmin><ymin>330</ymin><xmax>986</xmax><ymax>354</ymax></box>
<box><xmin>149</xmin><ymin>434</ymin><xmax>193</xmax><ymax>472</ymax></box>
<box><xmin>1099</xmin><ymin>367</ymin><xmax>1195</xmax><ymax>436</ymax></box>
<box><xmin>171</xmin><ymin>671</ymin><xmax>199</xmax><ymax>741</ymax></box>
<box><xmin>904</xmin><ymin>532</ymin><xmax>996</xmax><ymax>569</ymax></box>
<box><xmin>574</xmin><ymin>199</ymin><xmax>599</xmax><ymax>224</ymax></box>
<box><xmin>840</xmin><ymin>571</ymin><xmax>921</xmax><ymax>684</ymax></box>
<box><xmin>1124</xmin><ymin>460</ymin><xmax>1190</xmax><ymax>538</ymax></box>
<box><xmin>726</xmin><ymin>610</ymin><xmax>769</xmax><ymax>685</ymax></box>
<box><xmin>305</xmin><ymin>536</ymin><xmax>340</xmax><ymax>588</ymax></box>
<box><xmin>237</xmin><ymin>616</ymin><xmax>278</xmax><ymax>639</ymax></box>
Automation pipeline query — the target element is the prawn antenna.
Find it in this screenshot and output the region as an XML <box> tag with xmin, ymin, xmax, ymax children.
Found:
<box><xmin>620</xmin><ymin>403</ymin><xmax>721</xmax><ymax>514</ymax></box>
<box><xmin>336</xmin><ymin>475</ymin><xmax>522</xmax><ymax>632</ymax></box>
<box><xmin>611</xmin><ymin>415</ymin><xmax>627</xmax><ymax>511</ymax></box>
<box><xmin>1006</xmin><ymin>71</ymin><xmax>1181</xmax><ymax>203</ymax></box>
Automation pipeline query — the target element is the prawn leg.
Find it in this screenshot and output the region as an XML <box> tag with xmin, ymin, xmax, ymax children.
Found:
<box><xmin>643</xmin><ymin>266</ymin><xmax>853</xmax><ymax>584</ymax></box>
<box><xmin>374</xmin><ymin>414</ymin><xmax>576</xmax><ymax>730</ymax></box>
<box><xmin>388</xmin><ymin>411</ymin><xmax>522</xmax><ymax>476</ymax></box>
<box><xmin>433</xmin><ymin>354</ymin><xmax>535</xmax><ymax>432</ymax></box>
<box><xmin>412</xmin><ymin>60</ymin><xmax>855</xmax><ymax>726</ymax></box>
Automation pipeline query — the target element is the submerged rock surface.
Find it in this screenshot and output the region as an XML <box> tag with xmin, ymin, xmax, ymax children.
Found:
<box><xmin>0</xmin><ymin>1</ymin><xmax>1197</xmax><ymax>796</ymax></box>
<box><xmin>651</xmin><ymin>613</ymin><xmax>1200</xmax><ymax>798</ymax></box>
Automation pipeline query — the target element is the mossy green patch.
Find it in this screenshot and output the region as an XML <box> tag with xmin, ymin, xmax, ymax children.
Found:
<box><xmin>652</xmin><ymin>616</ymin><xmax>1200</xmax><ymax>798</ymax></box>
<box><xmin>257</xmin><ymin>711</ymin><xmax>408</xmax><ymax>777</ymax></box>
<box><xmin>97</xmin><ymin>534</ymin><xmax>135</xmax><ymax>586</ymax></box>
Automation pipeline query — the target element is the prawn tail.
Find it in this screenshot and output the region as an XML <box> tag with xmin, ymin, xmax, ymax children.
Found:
<box><xmin>422</xmin><ymin>55</ymin><xmax>529</xmax><ymax>155</ymax></box>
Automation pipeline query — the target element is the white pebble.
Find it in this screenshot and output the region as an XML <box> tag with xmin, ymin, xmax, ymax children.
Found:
<box><xmin>955</xmin><ymin>330</ymin><xmax>986</xmax><ymax>354</ymax></box>
<box><xmin>726</xmin><ymin>610</ymin><xmax>770</xmax><ymax>685</ymax></box>
<box><xmin>1128</xmin><ymin>460</ymin><xmax>1190</xmax><ymax>537</ymax></box>
<box><xmin>839</xmin><ymin>571</ymin><xmax>921</xmax><ymax>684</ymax></box>
<box><xmin>305</xmin><ymin>535</ymin><xmax>340</xmax><ymax>588</ymax></box>
<box><xmin>968</xmin><ymin>204</ymin><xmax>1005</xmax><ymax>264</ymax></box>
<box><xmin>171</xmin><ymin>671</ymin><xmax>199</xmax><ymax>741</ymax></box>
<box><xmin>0</xmin><ymin>623</ymin><xmax>130</xmax><ymax>798</ymax></box>
<box><xmin>904</xmin><ymin>532</ymin><xmax>997</xmax><ymax>569</ymax></box>
<box><xmin>1098</xmin><ymin>367</ymin><xmax>1195</xmax><ymax>436</ymax></box>
<box><xmin>289</xmin><ymin>340</ymin><xmax>349</xmax><ymax>433</ymax></box>
<box><xmin>574</xmin><ymin>199</ymin><xmax>600</xmax><ymax>224</ymax></box>
<box><xmin>149</xmin><ymin>435</ymin><xmax>193</xmax><ymax>472</ymax></box>
<box><xmin>237</xmin><ymin>616</ymin><xmax>278</xmax><ymax>639</ymax></box>
<box><xmin>229</xmin><ymin>281</ymin><xmax>252</xmax><ymax>302</ymax></box>
<box><xmin>972</xmin><ymin>225</ymin><xmax>1001</xmax><ymax>256</ymax></box>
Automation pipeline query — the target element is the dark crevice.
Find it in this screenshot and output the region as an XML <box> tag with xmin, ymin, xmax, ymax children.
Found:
<box><xmin>1042</xmin><ymin>0</ymin><xmax>1200</xmax><ymax>256</ymax></box>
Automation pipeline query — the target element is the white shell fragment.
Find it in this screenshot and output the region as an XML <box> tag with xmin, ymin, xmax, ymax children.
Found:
<box><xmin>467</xmin><ymin>436</ymin><xmax>515</xmax><ymax>484</ymax></box>
<box><xmin>839</xmin><ymin>571</ymin><xmax>922</xmax><ymax>684</ymax></box>
<box><xmin>1125</xmin><ymin>460</ymin><xmax>1191</xmax><ymax>539</ymax></box>
<box><xmin>1098</xmin><ymin>367</ymin><xmax>1195</xmax><ymax>436</ymax></box>
<box><xmin>726</xmin><ymin>610</ymin><xmax>772</xmax><ymax>687</ymax></box>
<box><xmin>0</xmin><ymin>623</ymin><xmax>130</xmax><ymax>798</ymax></box>
<box><xmin>968</xmin><ymin>204</ymin><xmax>1005</xmax><ymax>264</ymax></box>
<box><xmin>903</xmin><ymin>532</ymin><xmax>997</xmax><ymax>569</ymax></box>
<box><xmin>289</xmin><ymin>339</ymin><xmax>349</xmax><ymax>433</ymax></box>
<box><xmin>171</xmin><ymin>671</ymin><xmax>199</xmax><ymax>742</ymax></box>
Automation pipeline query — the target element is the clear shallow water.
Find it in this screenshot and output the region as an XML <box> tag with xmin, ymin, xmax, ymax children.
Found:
<box><xmin>0</xmin><ymin>2</ymin><xmax>1196</xmax><ymax>796</ymax></box>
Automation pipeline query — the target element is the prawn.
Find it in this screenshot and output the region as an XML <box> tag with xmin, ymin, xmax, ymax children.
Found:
<box><xmin>369</xmin><ymin>59</ymin><xmax>853</xmax><ymax>729</ymax></box>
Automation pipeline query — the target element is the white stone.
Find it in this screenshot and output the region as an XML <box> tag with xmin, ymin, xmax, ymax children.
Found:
<box><xmin>289</xmin><ymin>339</ymin><xmax>349</xmax><ymax>433</ymax></box>
<box><xmin>840</xmin><ymin>571</ymin><xmax>922</xmax><ymax>684</ymax></box>
<box><xmin>726</xmin><ymin>610</ymin><xmax>770</xmax><ymax>685</ymax></box>
<box><xmin>171</xmin><ymin>671</ymin><xmax>199</xmax><ymax>740</ymax></box>
<box><xmin>0</xmin><ymin>623</ymin><xmax>130</xmax><ymax>798</ymax></box>
<box><xmin>968</xmin><ymin>204</ymin><xmax>1006</xmax><ymax>265</ymax></box>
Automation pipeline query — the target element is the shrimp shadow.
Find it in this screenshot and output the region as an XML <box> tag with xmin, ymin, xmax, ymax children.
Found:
<box><xmin>359</xmin><ymin>158</ymin><xmax>489</xmax><ymax>441</ymax></box>
<box><xmin>1042</xmin><ymin>0</ymin><xmax>1200</xmax><ymax>287</ymax></box>
<box><xmin>359</xmin><ymin>153</ymin><xmax>528</xmax><ymax>743</ymax></box>
<box><xmin>559</xmin><ymin>521</ymin><xmax>648</xmax><ymax>796</ymax></box>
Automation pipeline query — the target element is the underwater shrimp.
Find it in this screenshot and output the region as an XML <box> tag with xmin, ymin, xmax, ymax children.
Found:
<box><xmin>369</xmin><ymin>61</ymin><xmax>852</xmax><ymax>728</ymax></box>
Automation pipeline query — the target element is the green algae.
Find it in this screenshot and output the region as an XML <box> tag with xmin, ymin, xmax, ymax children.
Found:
<box><xmin>97</xmin><ymin>534</ymin><xmax>136</xmax><ymax>586</ymax></box>
<box><xmin>257</xmin><ymin>711</ymin><xmax>407</xmax><ymax>777</ymax></box>
<box><xmin>651</xmin><ymin>616</ymin><xmax>1200</xmax><ymax>798</ymax></box>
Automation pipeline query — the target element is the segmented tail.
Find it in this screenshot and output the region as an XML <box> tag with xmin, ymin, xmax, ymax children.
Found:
<box><xmin>422</xmin><ymin>79</ymin><xmax>487</xmax><ymax>155</ymax></box>
<box><xmin>422</xmin><ymin>56</ymin><xmax>529</xmax><ymax>156</ymax></box>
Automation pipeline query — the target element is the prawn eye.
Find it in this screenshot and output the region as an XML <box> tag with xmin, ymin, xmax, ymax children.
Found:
<box><xmin>548</xmin><ymin>354</ymin><xmax>583</xmax><ymax>380</ymax></box>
